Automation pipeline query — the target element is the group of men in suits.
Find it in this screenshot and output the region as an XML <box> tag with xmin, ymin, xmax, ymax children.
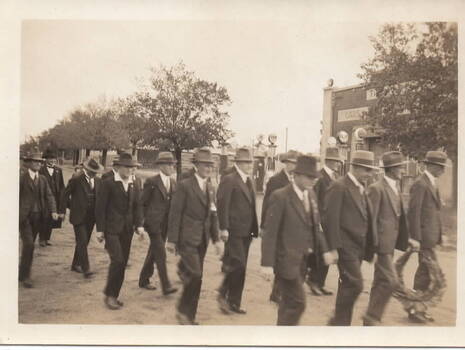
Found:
<box><xmin>19</xmin><ymin>143</ymin><xmax>450</xmax><ymax>326</ymax></box>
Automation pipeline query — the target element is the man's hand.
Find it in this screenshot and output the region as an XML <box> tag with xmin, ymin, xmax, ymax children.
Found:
<box><xmin>331</xmin><ymin>249</ymin><xmax>339</xmax><ymax>263</ymax></box>
<box><xmin>51</xmin><ymin>212</ymin><xmax>59</xmax><ymax>221</ymax></box>
<box><xmin>322</xmin><ymin>251</ymin><xmax>334</xmax><ymax>265</ymax></box>
<box><xmin>308</xmin><ymin>248</ymin><xmax>313</xmax><ymax>254</ymax></box>
<box><xmin>220</xmin><ymin>229</ymin><xmax>229</xmax><ymax>242</ymax></box>
<box><xmin>96</xmin><ymin>232</ymin><xmax>105</xmax><ymax>243</ymax></box>
<box><xmin>166</xmin><ymin>242</ymin><xmax>177</xmax><ymax>254</ymax></box>
<box><xmin>213</xmin><ymin>241</ymin><xmax>223</xmax><ymax>256</ymax></box>
<box><xmin>135</xmin><ymin>227</ymin><xmax>147</xmax><ymax>240</ymax></box>
<box><xmin>408</xmin><ymin>238</ymin><xmax>420</xmax><ymax>252</ymax></box>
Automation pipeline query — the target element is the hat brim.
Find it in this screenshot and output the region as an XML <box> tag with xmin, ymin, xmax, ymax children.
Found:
<box><xmin>351</xmin><ymin>162</ymin><xmax>379</xmax><ymax>170</ymax></box>
<box><xmin>423</xmin><ymin>160</ymin><xmax>451</xmax><ymax>167</ymax></box>
<box><xmin>294</xmin><ymin>170</ymin><xmax>319</xmax><ymax>178</ymax></box>
<box><xmin>114</xmin><ymin>161</ymin><xmax>141</xmax><ymax>167</ymax></box>
<box><xmin>22</xmin><ymin>157</ymin><xmax>44</xmax><ymax>162</ymax></box>
<box><xmin>325</xmin><ymin>157</ymin><xmax>343</xmax><ymax>163</ymax></box>
<box><xmin>193</xmin><ymin>160</ymin><xmax>215</xmax><ymax>164</ymax></box>
<box><xmin>281</xmin><ymin>159</ymin><xmax>297</xmax><ymax>164</ymax></box>
<box><xmin>156</xmin><ymin>160</ymin><xmax>177</xmax><ymax>165</ymax></box>
<box><xmin>380</xmin><ymin>161</ymin><xmax>408</xmax><ymax>168</ymax></box>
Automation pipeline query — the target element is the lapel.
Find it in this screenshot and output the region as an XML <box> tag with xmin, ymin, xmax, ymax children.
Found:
<box><xmin>234</xmin><ymin>171</ymin><xmax>252</xmax><ymax>203</ymax></box>
<box><xmin>422</xmin><ymin>173</ymin><xmax>440</xmax><ymax>206</ymax></box>
<box><xmin>155</xmin><ymin>174</ymin><xmax>168</xmax><ymax>199</ymax></box>
<box><xmin>25</xmin><ymin>172</ymin><xmax>36</xmax><ymax>192</ymax></box>
<box><xmin>278</xmin><ymin>170</ymin><xmax>291</xmax><ymax>186</ymax></box>
<box><xmin>191</xmin><ymin>176</ymin><xmax>208</xmax><ymax>207</ymax></box>
<box><xmin>345</xmin><ymin>175</ymin><xmax>367</xmax><ymax>219</ymax></box>
<box><xmin>288</xmin><ymin>185</ymin><xmax>310</xmax><ymax>226</ymax></box>
<box><xmin>322</xmin><ymin>168</ymin><xmax>333</xmax><ymax>185</ymax></box>
<box><xmin>382</xmin><ymin>178</ymin><xmax>400</xmax><ymax>216</ymax></box>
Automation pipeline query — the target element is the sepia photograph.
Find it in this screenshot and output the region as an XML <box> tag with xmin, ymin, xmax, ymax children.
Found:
<box><xmin>1</xmin><ymin>0</ymin><xmax>464</xmax><ymax>347</ymax></box>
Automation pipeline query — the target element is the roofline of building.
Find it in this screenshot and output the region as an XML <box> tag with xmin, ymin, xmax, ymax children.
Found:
<box><xmin>326</xmin><ymin>83</ymin><xmax>366</xmax><ymax>92</ymax></box>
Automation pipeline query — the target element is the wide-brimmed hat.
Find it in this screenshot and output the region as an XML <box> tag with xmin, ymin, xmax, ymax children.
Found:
<box><xmin>423</xmin><ymin>151</ymin><xmax>450</xmax><ymax>167</ymax></box>
<box><xmin>280</xmin><ymin>150</ymin><xmax>299</xmax><ymax>163</ymax></box>
<box><xmin>293</xmin><ymin>154</ymin><xmax>319</xmax><ymax>178</ymax></box>
<box><xmin>234</xmin><ymin>147</ymin><xmax>254</xmax><ymax>163</ymax></box>
<box><xmin>155</xmin><ymin>151</ymin><xmax>176</xmax><ymax>164</ymax></box>
<box><xmin>350</xmin><ymin>150</ymin><xmax>378</xmax><ymax>169</ymax></box>
<box><xmin>325</xmin><ymin>147</ymin><xmax>343</xmax><ymax>162</ymax></box>
<box><xmin>114</xmin><ymin>153</ymin><xmax>141</xmax><ymax>167</ymax></box>
<box><xmin>42</xmin><ymin>149</ymin><xmax>58</xmax><ymax>159</ymax></box>
<box><xmin>82</xmin><ymin>157</ymin><xmax>104</xmax><ymax>173</ymax></box>
<box><xmin>380</xmin><ymin>151</ymin><xmax>407</xmax><ymax>168</ymax></box>
<box><xmin>21</xmin><ymin>150</ymin><xmax>44</xmax><ymax>162</ymax></box>
<box><xmin>193</xmin><ymin>147</ymin><xmax>215</xmax><ymax>164</ymax></box>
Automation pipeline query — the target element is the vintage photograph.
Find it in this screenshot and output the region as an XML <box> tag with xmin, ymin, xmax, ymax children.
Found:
<box><xmin>17</xmin><ymin>19</ymin><xmax>458</xmax><ymax>330</ymax></box>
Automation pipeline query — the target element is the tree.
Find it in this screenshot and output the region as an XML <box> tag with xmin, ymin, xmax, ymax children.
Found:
<box><xmin>359</xmin><ymin>22</ymin><xmax>458</xmax><ymax>204</ymax></box>
<box><xmin>135</xmin><ymin>62</ymin><xmax>233</xmax><ymax>176</ymax></box>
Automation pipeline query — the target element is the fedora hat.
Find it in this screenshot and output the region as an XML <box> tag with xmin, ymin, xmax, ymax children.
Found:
<box><xmin>82</xmin><ymin>157</ymin><xmax>104</xmax><ymax>173</ymax></box>
<box><xmin>193</xmin><ymin>147</ymin><xmax>215</xmax><ymax>164</ymax></box>
<box><xmin>293</xmin><ymin>154</ymin><xmax>319</xmax><ymax>178</ymax></box>
<box><xmin>280</xmin><ymin>150</ymin><xmax>299</xmax><ymax>163</ymax></box>
<box><xmin>21</xmin><ymin>149</ymin><xmax>44</xmax><ymax>162</ymax></box>
<box><xmin>234</xmin><ymin>147</ymin><xmax>254</xmax><ymax>163</ymax></box>
<box><xmin>114</xmin><ymin>153</ymin><xmax>141</xmax><ymax>167</ymax></box>
<box><xmin>155</xmin><ymin>151</ymin><xmax>176</xmax><ymax>164</ymax></box>
<box><xmin>380</xmin><ymin>151</ymin><xmax>407</xmax><ymax>168</ymax></box>
<box><xmin>325</xmin><ymin>147</ymin><xmax>343</xmax><ymax>162</ymax></box>
<box><xmin>423</xmin><ymin>151</ymin><xmax>450</xmax><ymax>167</ymax></box>
<box><xmin>350</xmin><ymin>150</ymin><xmax>378</xmax><ymax>169</ymax></box>
<box><xmin>42</xmin><ymin>149</ymin><xmax>57</xmax><ymax>159</ymax></box>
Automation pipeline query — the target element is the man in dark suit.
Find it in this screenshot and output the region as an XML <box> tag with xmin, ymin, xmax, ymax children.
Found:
<box><xmin>166</xmin><ymin>147</ymin><xmax>221</xmax><ymax>325</ymax></box>
<box><xmin>38</xmin><ymin>149</ymin><xmax>65</xmax><ymax>246</ymax></box>
<box><xmin>19</xmin><ymin>150</ymin><xmax>58</xmax><ymax>288</ymax></box>
<box><xmin>260</xmin><ymin>150</ymin><xmax>298</xmax><ymax>303</ymax></box>
<box><xmin>261</xmin><ymin>154</ymin><xmax>335</xmax><ymax>325</ymax></box>
<box><xmin>407</xmin><ymin>150</ymin><xmax>449</xmax><ymax>323</ymax></box>
<box><xmin>101</xmin><ymin>156</ymin><xmax>120</xmax><ymax>180</ymax></box>
<box><xmin>306</xmin><ymin>147</ymin><xmax>342</xmax><ymax>296</ymax></box>
<box><xmin>363</xmin><ymin>151</ymin><xmax>420</xmax><ymax>326</ymax></box>
<box><xmin>95</xmin><ymin>153</ymin><xmax>145</xmax><ymax>310</ymax></box>
<box><xmin>324</xmin><ymin>150</ymin><xmax>377</xmax><ymax>326</ymax></box>
<box><xmin>59</xmin><ymin>157</ymin><xmax>104</xmax><ymax>278</ymax></box>
<box><xmin>217</xmin><ymin>147</ymin><xmax>258</xmax><ymax>315</ymax></box>
<box><xmin>138</xmin><ymin>152</ymin><xmax>178</xmax><ymax>295</ymax></box>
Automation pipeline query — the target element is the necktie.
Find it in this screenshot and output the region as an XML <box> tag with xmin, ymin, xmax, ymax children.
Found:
<box><xmin>166</xmin><ymin>179</ymin><xmax>170</xmax><ymax>193</ymax></box>
<box><xmin>302</xmin><ymin>190</ymin><xmax>310</xmax><ymax>214</ymax></box>
<box><xmin>246</xmin><ymin>177</ymin><xmax>254</xmax><ymax>194</ymax></box>
<box><xmin>33</xmin><ymin>174</ymin><xmax>38</xmax><ymax>186</ymax></box>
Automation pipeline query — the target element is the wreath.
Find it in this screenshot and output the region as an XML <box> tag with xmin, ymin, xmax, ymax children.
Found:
<box><xmin>392</xmin><ymin>248</ymin><xmax>447</xmax><ymax>314</ymax></box>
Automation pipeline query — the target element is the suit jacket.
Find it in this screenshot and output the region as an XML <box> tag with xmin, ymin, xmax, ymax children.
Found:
<box><xmin>19</xmin><ymin>172</ymin><xmax>57</xmax><ymax>225</ymax></box>
<box><xmin>167</xmin><ymin>174</ymin><xmax>219</xmax><ymax>247</ymax></box>
<box><xmin>367</xmin><ymin>178</ymin><xmax>409</xmax><ymax>254</ymax></box>
<box><xmin>95</xmin><ymin>176</ymin><xmax>143</xmax><ymax>235</ymax></box>
<box><xmin>261</xmin><ymin>185</ymin><xmax>329</xmax><ymax>279</ymax></box>
<box><xmin>408</xmin><ymin>173</ymin><xmax>442</xmax><ymax>249</ymax></box>
<box><xmin>322</xmin><ymin>174</ymin><xmax>376</xmax><ymax>262</ymax></box>
<box><xmin>141</xmin><ymin>174</ymin><xmax>176</xmax><ymax>237</ymax></box>
<box><xmin>217</xmin><ymin>168</ymin><xmax>258</xmax><ymax>237</ymax></box>
<box><xmin>59</xmin><ymin>172</ymin><xmax>100</xmax><ymax>225</ymax></box>
<box><xmin>260</xmin><ymin>169</ymin><xmax>291</xmax><ymax>228</ymax></box>
<box><xmin>39</xmin><ymin>165</ymin><xmax>65</xmax><ymax>227</ymax></box>
<box><xmin>314</xmin><ymin>168</ymin><xmax>334</xmax><ymax>212</ymax></box>
<box><xmin>101</xmin><ymin>169</ymin><xmax>117</xmax><ymax>181</ymax></box>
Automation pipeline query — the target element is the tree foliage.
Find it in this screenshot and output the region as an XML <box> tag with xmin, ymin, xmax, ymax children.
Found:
<box><xmin>359</xmin><ymin>22</ymin><xmax>458</xmax><ymax>160</ymax></box>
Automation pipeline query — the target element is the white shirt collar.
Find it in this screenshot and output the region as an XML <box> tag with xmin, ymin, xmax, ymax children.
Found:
<box><xmin>194</xmin><ymin>173</ymin><xmax>207</xmax><ymax>190</ymax></box>
<box><xmin>347</xmin><ymin>172</ymin><xmax>364</xmax><ymax>189</ymax></box>
<box><xmin>384</xmin><ymin>175</ymin><xmax>398</xmax><ymax>195</ymax></box>
<box><xmin>283</xmin><ymin>168</ymin><xmax>292</xmax><ymax>182</ymax></box>
<box><xmin>424</xmin><ymin>170</ymin><xmax>436</xmax><ymax>186</ymax></box>
<box><xmin>47</xmin><ymin>166</ymin><xmax>54</xmax><ymax>176</ymax></box>
<box><xmin>114</xmin><ymin>171</ymin><xmax>133</xmax><ymax>184</ymax></box>
<box><xmin>159</xmin><ymin>171</ymin><xmax>171</xmax><ymax>189</ymax></box>
<box><xmin>28</xmin><ymin>168</ymin><xmax>38</xmax><ymax>180</ymax></box>
<box><xmin>323</xmin><ymin>165</ymin><xmax>334</xmax><ymax>178</ymax></box>
<box><xmin>292</xmin><ymin>183</ymin><xmax>306</xmax><ymax>201</ymax></box>
<box><xmin>234</xmin><ymin>164</ymin><xmax>248</xmax><ymax>183</ymax></box>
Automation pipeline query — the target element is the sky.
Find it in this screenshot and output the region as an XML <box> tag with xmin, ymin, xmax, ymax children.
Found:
<box><xmin>20</xmin><ymin>20</ymin><xmax>382</xmax><ymax>153</ymax></box>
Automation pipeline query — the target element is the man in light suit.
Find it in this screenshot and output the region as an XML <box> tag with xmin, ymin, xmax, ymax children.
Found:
<box><xmin>324</xmin><ymin>150</ymin><xmax>377</xmax><ymax>326</ymax></box>
<box><xmin>166</xmin><ymin>147</ymin><xmax>221</xmax><ymax>325</ymax></box>
<box><xmin>217</xmin><ymin>147</ymin><xmax>258</xmax><ymax>315</ymax></box>
<box><xmin>138</xmin><ymin>152</ymin><xmax>177</xmax><ymax>295</ymax></box>
<box><xmin>407</xmin><ymin>150</ymin><xmax>449</xmax><ymax>323</ymax></box>
<box><xmin>306</xmin><ymin>147</ymin><xmax>342</xmax><ymax>296</ymax></box>
<box><xmin>363</xmin><ymin>151</ymin><xmax>420</xmax><ymax>325</ymax></box>
<box><xmin>261</xmin><ymin>154</ymin><xmax>335</xmax><ymax>325</ymax></box>
<box><xmin>261</xmin><ymin>150</ymin><xmax>299</xmax><ymax>303</ymax></box>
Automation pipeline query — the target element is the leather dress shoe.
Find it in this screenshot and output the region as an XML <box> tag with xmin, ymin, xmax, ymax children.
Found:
<box><xmin>229</xmin><ymin>304</ymin><xmax>247</xmax><ymax>314</ymax></box>
<box><xmin>423</xmin><ymin>313</ymin><xmax>435</xmax><ymax>322</ymax></box>
<box><xmin>22</xmin><ymin>278</ymin><xmax>34</xmax><ymax>288</ymax></box>
<box><xmin>217</xmin><ymin>294</ymin><xmax>231</xmax><ymax>314</ymax></box>
<box><xmin>71</xmin><ymin>265</ymin><xmax>83</xmax><ymax>273</ymax></box>
<box><xmin>269</xmin><ymin>293</ymin><xmax>281</xmax><ymax>304</ymax></box>
<box><xmin>104</xmin><ymin>296</ymin><xmax>121</xmax><ymax>310</ymax></box>
<box><xmin>363</xmin><ymin>315</ymin><xmax>381</xmax><ymax>326</ymax></box>
<box><xmin>39</xmin><ymin>241</ymin><xmax>47</xmax><ymax>247</ymax></box>
<box><xmin>408</xmin><ymin>312</ymin><xmax>428</xmax><ymax>324</ymax></box>
<box><xmin>309</xmin><ymin>283</ymin><xmax>323</xmax><ymax>296</ymax></box>
<box><xmin>139</xmin><ymin>283</ymin><xmax>157</xmax><ymax>290</ymax></box>
<box><xmin>320</xmin><ymin>287</ymin><xmax>333</xmax><ymax>296</ymax></box>
<box><xmin>176</xmin><ymin>311</ymin><xmax>193</xmax><ymax>325</ymax></box>
<box><xmin>83</xmin><ymin>271</ymin><xmax>94</xmax><ymax>279</ymax></box>
<box><xmin>46</xmin><ymin>241</ymin><xmax>52</xmax><ymax>246</ymax></box>
<box><xmin>163</xmin><ymin>286</ymin><xmax>178</xmax><ymax>296</ymax></box>
<box><xmin>117</xmin><ymin>299</ymin><xmax>124</xmax><ymax>307</ymax></box>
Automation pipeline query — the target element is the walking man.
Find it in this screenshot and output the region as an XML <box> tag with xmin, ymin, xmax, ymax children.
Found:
<box><xmin>363</xmin><ymin>151</ymin><xmax>420</xmax><ymax>326</ymax></box>
<box><xmin>261</xmin><ymin>154</ymin><xmax>335</xmax><ymax>325</ymax></box>
<box><xmin>306</xmin><ymin>147</ymin><xmax>342</xmax><ymax>296</ymax></box>
<box><xmin>324</xmin><ymin>150</ymin><xmax>377</xmax><ymax>326</ymax></box>
<box><xmin>261</xmin><ymin>150</ymin><xmax>298</xmax><ymax>303</ymax></box>
<box><xmin>19</xmin><ymin>150</ymin><xmax>58</xmax><ymax>288</ymax></box>
<box><xmin>407</xmin><ymin>150</ymin><xmax>449</xmax><ymax>323</ymax></box>
<box><xmin>138</xmin><ymin>151</ymin><xmax>178</xmax><ymax>295</ymax></box>
<box><xmin>38</xmin><ymin>149</ymin><xmax>65</xmax><ymax>247</ymax></box>
<box><xmin>166</xmin><ymin>147</ymin><xmax>221</xmax><ymax>325</ymax></box>
<box><xmin>59</xmin><ymin>157</ymin><xmax>104</xmax><ymax>278</ymax></box>
<box><xmin>95</xmin><ymin>153</ymin><xmax>145</xmax><ymax>310</ymax></box>
<box><xmin>217</xmin><ymin>147</ymin><xmax>258</xmax><ymax>315</ymax></box>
